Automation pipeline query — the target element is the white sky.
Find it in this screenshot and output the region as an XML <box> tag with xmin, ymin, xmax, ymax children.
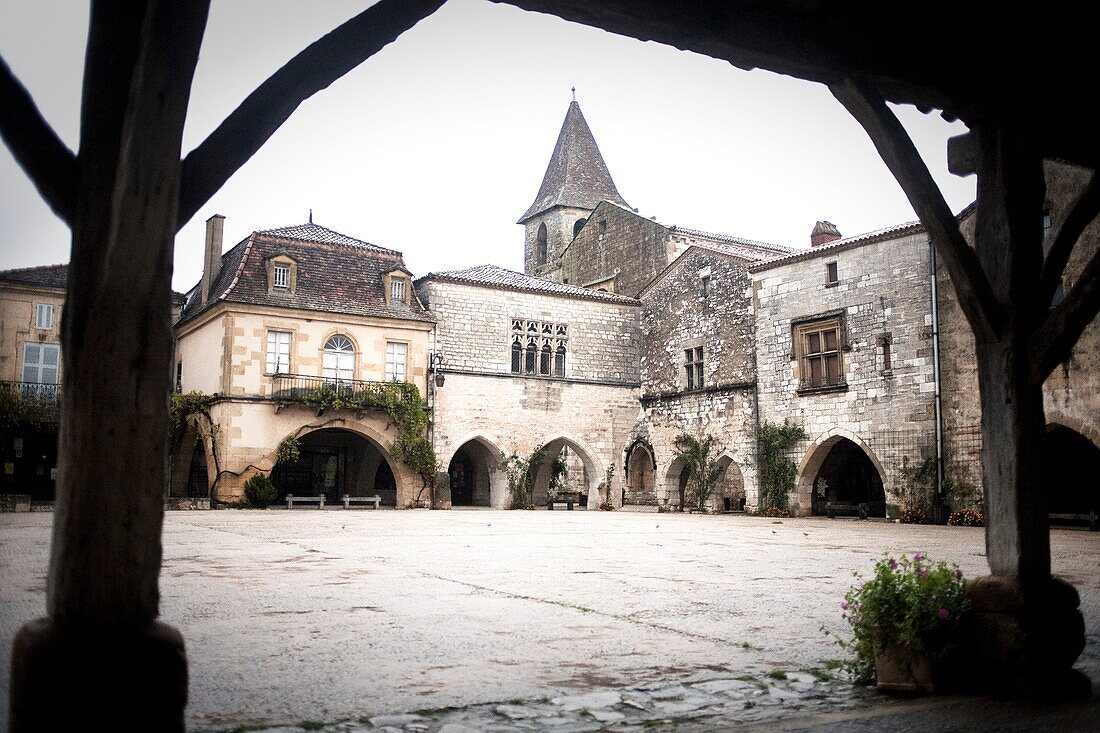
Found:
<box><xmin>0</xmin><ymin>0</ymin><xmax>975</xmax><ymax>293</ymax></box>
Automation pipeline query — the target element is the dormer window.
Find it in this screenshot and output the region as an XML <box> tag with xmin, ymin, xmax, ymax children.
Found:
<box><xmin>273</xmin><ymin>263</ymin><xmax>289</xmax><ymax>289</ymax></box>
<box><xmin>385</xmin><ymin>269</ymin><xmax>411</xmax><ymax>305</ymax></box>
<box><xmin>267</xmin><ymin>255</ymin><xmax>297</xmax><ymax>294</ymax></box>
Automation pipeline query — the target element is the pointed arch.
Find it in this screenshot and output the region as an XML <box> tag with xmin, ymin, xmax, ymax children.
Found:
<box><xmin>796</xmin><ymin>430</ymin><xmax>886</xmax><ymax>517</ymax></box>
<box><xmin>444</xmin><ymin>433</ymin><xmax>508</xmax><ymax>508</ymax></box>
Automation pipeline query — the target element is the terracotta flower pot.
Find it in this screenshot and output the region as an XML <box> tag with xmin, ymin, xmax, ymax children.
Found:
<box><xmin>874</xmin><ymin>642</ymin><xmax>935</xmax><ymax>693</ymax></box>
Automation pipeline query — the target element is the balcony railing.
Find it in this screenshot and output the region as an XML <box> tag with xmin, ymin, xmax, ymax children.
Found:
<box><xmin>270</xmin><ymin>373</ymin><xmax>415</xmax><ymax>406</ymax></box>
<box><xmin>1</xmin><ymin>381</ymin><xmax>62</xmax><ymax>408</ymax></box>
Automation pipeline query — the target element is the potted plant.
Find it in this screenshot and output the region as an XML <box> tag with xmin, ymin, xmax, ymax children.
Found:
<box><xmin>836</xmin><ymin>553</ymin><xmax>969</xmax><ymax>692</ymax></box>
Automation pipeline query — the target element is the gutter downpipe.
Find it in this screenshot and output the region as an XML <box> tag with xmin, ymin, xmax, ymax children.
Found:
<box><xmin>930</xmin><ymin>240</ymin><xmax>946</xmax><ymax>507</ymax></box>
<box><xmin>751</xmin><ymin>284</ymin><xmax>764</xmax><ymax>514</ymax></box>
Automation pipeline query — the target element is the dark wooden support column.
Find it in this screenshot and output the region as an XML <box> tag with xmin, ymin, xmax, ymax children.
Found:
<box><xmin>8</xmin><ymin>2</ymin><xmax>209</xmax><ymax>730</ymax></box>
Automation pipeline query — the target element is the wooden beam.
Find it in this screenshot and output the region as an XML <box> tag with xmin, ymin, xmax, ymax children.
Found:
<box><xmin>1033</xmin><ymin>241</ymin><xmax>1100</xmax><ymax>380</ymax></box>
<box><xmin>830</xmin><ymin>76</ymin><xmax>1003</xmax><ymax>342</ymax></box>
<box><xmin>177</xmin><ymin>0</ymin><xmax>445</xmax><ymax>228</ymax></box>
<box><xmin>1039</xmin><ymin>171</ymin><xmax>1100</xmax><ymax>306</ymax></box>
<box><xmin>0</xmin><ymin>55</ymin><xmax>77</xmax><ymax>224</ymax></box>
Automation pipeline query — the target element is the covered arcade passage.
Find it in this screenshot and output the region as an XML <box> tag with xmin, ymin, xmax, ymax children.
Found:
<box><xmin>1045</xmin><ymin>424</ymin><xmax>1100</xmax><ymax>527</ymax></box>
<box><xmin>271</xmin><ymin>428</ymin><xmax>398</xmax><ymax>506</ymax></box>
<box><xmin>806</xmin><ymin>437</ymin><xmax>886</xmax><ymax>517</ymax></box>
<box><xmin>447</xmin><ymin>438</ymin><xmax>504</xmax><ymax>507</ymax></box>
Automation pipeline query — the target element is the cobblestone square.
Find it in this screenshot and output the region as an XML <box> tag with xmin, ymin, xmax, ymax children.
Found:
<box><xmin>2</xmin><ymin>510</ymin><xmax>1097</xmax><ymax>731</ymax></box>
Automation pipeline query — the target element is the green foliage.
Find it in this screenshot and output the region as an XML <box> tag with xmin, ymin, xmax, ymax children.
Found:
<box><xmin>673</xmin><ymin>433</ymin><xmax>725</xmax><ymax>510</ymax></box>
<box><xmin>500</xmin><ymin>444</ymin><xmax>547</xmax><ymax>509</ymax></box>
<box><xmin>945</xmin><ymin>465</ymin><xmax>980</xmax><ymax>513</ymax></box>
<box><xmin>243</xmin><ymin>473</ymin><xmax>278</xmax><ymax>508</ymax></box>
<box><xmin>275</xmin><ymin>434</ymin><xmax>300</xmax><ymax>465</ymax></box>
<box><xmin>0</xmin><ymin>387</ymin><xmax>54</xmax><ymax>439</ymax></box>
<box><xmin>297</xmin><ymin>382</ymin><xmax>437</xmax><ymax>485</ymax></box>
<box><xmin>899</xmin><ymin>507</ymin><xmax>927</xmax><ymax>524</ymax></box>
<box><xmin>834</xmin><ymin>553</ymin><xmax>969</xmax><ymax>683</ymax></box>
<box><xmin>170</xmin><ymin>391</ymin><xmax>215</xmax><ymax>443</ymax></box>
<box><xmin>898</xmin><ymin>455</ymin><xmax>937</xmax><ymax>516</ymax></box>
<box><xmin>756</xmin><ymin>420</ymin><xmax>807</xmax><ymax>513</ymax></box>
<box><xmin>548</xmin><ymin>456</ymin><xmax>569</xmax><ymax>497</ymax></box>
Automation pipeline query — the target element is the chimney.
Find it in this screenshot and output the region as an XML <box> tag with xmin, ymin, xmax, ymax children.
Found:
<box><xmin>811</xmin><ymin>220</ymin><xmax>841</xmax><ymax>248</ymax></box>
<box><xmin>201</xmin><ymin>214</ymin><xmax>225</xmax><ymax>304</ymax></box>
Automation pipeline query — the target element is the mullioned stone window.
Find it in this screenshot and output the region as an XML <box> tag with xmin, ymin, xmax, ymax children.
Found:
<box><xmin>510</xmin><ymin>318</ymin><xmax>568</xmax><ymax>378</ymax></box>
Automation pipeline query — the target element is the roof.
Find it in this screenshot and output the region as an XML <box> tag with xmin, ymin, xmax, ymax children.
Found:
<box><xmin>519</xmin><ymin>101</ymin><xmax>629</xmax><ymax>223</ymax></box>
<box><xmin>669</xmin><ymin>225</ymin><xmax>798</xmax><ymax>258</ymax></box>
<box><xmin>176</xmin><ymin>222</ymin><xmax>434</xmax><ymax>326</ymax></box>
<box><xmin>257</xmin><ymin>222</ymin><xmax>400</xmax><ymax>255</ymax></box>
<box><xmin>416</xmin><ymin>264</ymin><xmax>639</xmax><ymax>304</ymax></box>
<box><xmin>0</xmin><ymin>264</ymin><xmax>185</xmax><ymax>303</ymax></box>
<box><xmin>749</xmin><ymin>220</ymin><xmax>926</xmax><ymax>272</ymax></box>
<box><xmin>0</xmin><ymin>264</ymin><xmax>68</xmax><ymax>289</ymax></box>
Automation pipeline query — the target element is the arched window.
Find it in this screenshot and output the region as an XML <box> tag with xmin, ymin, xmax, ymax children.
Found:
<box><xmin>525</xmin><ymin>338</ymin><xmax>538</xmax><ymax>374</ymax></box>
<box><xmin>554</xmin><ymin>343</ymin><xmax>566</xmax><ymax>377</ymax></box>
<box><xmin>536</xmin><ymin>223</ymin><xmax>548</xmax><ymax>266</ymax></box>
<box><xmin>322</xmin><ymin>335</ymin><xmax>355</xmax><ymax>382</ymax></box>
<box><xmin>540</xmin><ymin>342</ymin><xmax>552</xmax><ymax>375</ymax></box>
<box><xmin>573</xmin><ymin>218</ymin><xmax>587</xmax><ymax>237</ymax></box>
<box><xmin>511</xmin><ymin>336</ymin><xmax>522</xmax><ymax>374</ymax></box>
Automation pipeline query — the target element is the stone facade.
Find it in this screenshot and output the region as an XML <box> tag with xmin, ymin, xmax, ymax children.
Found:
<box><xmin>628</xmin><ymin>247</ymin><xmax>758</xmax><ymax>510</ymax></box>
<box><xmin>753</xmin><ymin>228</ymin><xmax>939</xmax><ymax>516</ymax></box>
<box><xmin>417</xmin><ymin>271</ymin><xmax>641</xmax><ymax>508</ymax></box>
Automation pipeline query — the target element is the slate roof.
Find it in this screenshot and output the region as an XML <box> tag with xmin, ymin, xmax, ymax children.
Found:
<box><xmin>749</xmin><ymin>220</ymin><xmax>925</xmax><ymax>272</ymax></box>
<box><xmin>0</xmin><ymin>264</ymin><xmax>69</xmax><ymax>289</ymax></box>
<box><xmin>176</xmin><ymin>222</ymin><xmax>433</xmax><ymax>326</ymax></box>
<box><xmin>669</xmin><ymin>225</ymin><xmax>798</xmax><ymax>259</ymax></box>
<box><xmin>416</xmin><ymin>264</ymin><xmax>639</xmax><ymax>305</ymax></box>
<box><xmin>519</xmin><ymin>101</ymin><xmax>629</xmax><ymax>223</ymax></box>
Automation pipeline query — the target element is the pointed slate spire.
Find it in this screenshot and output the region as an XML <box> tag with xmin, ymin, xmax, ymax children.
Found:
<box><xmin>518</xmin><ymin>100</ymin><xmax>629</xmax><ymax>223</ymax></box>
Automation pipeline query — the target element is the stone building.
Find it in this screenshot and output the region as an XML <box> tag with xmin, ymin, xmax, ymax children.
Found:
<box><xmin>0</xmin><ymin>264</ymin><xmax>67</xmax><ymax>501</ymax></box>
<box><xmin>172</xmin><ymin>215</ymin><xmax>434</xmax><ymax>506</ymax></box>
<box><xmin>416</xmin><ymin>264</ymin><xmax>641</xmax><ymax>509</ymax></box>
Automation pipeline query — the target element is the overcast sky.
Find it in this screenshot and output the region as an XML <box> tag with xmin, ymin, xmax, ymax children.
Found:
<box><xmin>0</xmin><ymin>0</ymin><xmax>975</xmax><ymax>293</ymax></box>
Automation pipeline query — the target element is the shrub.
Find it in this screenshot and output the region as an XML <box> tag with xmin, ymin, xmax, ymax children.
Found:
<box><xmin>899</xmin><ymin>507</ymin><xmax>927</xmax><ymax>524</ymax></box>
<box><xmin>501</xmin><ymin>445</ymin><xmax>547</xmax><ymax>509</ymax></box>
<box><xmin>948</xmin><ymin>508</ymin><xmax>984</xmax><ymax>526</ymax></box>
<box><xmin>243</xmin><ymin>473</ymin><xmax>278</xmax><ymax>508</ymax></box>
<box><xmin>757</xmin><ymin>420</ymin><xmax>806</xmax><ymax>514</ymax></box>
<box><xmin>833</xmin><ymin>553</ymin><xmax>969</xmax><ymax>683</ymax></box>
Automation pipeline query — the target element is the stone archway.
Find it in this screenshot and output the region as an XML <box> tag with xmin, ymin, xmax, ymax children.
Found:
<box><xmin>447</xmin><ymin>437</ymin><xmax>506</xmax><ymax>508</ymax></box>
<box><xmin>531</xmin><ymin>435</ymin><xmax>603</xmax><ymax>509</ymax></box>
<box><xmin>624</xmin><ymin>440</ymin><xmax>656</xmax><ymax>506</ymax></box>
<box><xmin>663</xmin><ymin>457</ymin><xmax>692</xmax><ymax>511</ymax></box>
<box><xmin>710</xmin><ymin>455</ymin><xmax>746</xmax><ymax>512</ymax></box>
<box><xmin>271</xmin><ymin>427</ymin><xmax>400</xmax><ymax>506</ymax></box>
<box><xmin>799</xmin><ymin>436</ymin><xmax>886</xmax><ymax>518</ymax></box>
<box><xmin>1044</xmin><ymin>423</ymin><xmax>1100</xmax><ymax>526</ymax></box>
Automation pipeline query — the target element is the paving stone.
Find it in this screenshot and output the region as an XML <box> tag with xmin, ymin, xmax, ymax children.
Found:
<box><xmin>368</xmin><ymin>714</ymin><xmax>425</xmax><ymax>728</ymax></box>
<box><xmin>437</xmin><ymin>725</ymin><xmax>480</xmax><ymax>733</ymax></box>
<box><xmin>784</xmin><ymin>672</ymin><xmax>819</xmax><ymax>685</ymax></box>
<box><xmin>691</xmin><ymin>679</ymin><xmax>755</xmax><ymax>694</ymax></box>
<box><xmin>494</xmin><ymin>705</ymin><xmax>536</xmax><ymax>720</ymax></box>
<box><xmin>646</xmin><ymin>685</ymin><xmax>693</xmax><ymax>700</ymax></box>
<box><xmin>536</xmin><ymin>717</ymin><xmax>572</xmax><ymax>727</ymax></box>
<box><xmin>551</xmin><ymin>691</ymin><xmax>621</xmax><ymax>711</ymax></box>
<box><xmin>587</xmin><ymin>710</ymin><xmax>625</xmax><ymax>723</ymax></box>
<box><xmin>766</xmin><ymin>686</ymin><xmax>802</xmax><ymax>701</ymax></box>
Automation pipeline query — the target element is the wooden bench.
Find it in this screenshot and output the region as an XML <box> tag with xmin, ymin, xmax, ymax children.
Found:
<box><xmin>286</xmin><ymin>494</ymin><xmax>325</xmax><ymax>509</ymax></box>
<box><xmin>547</xmin><ymin>498</ymin><xmax>575</xmax><ymax>510</ymax></box>
<box><xmin>342</xmin><ymin>494</ymin><xmax>382</xmax><ymax>509</ymax></box>
<box><xmin>1050</xmin><ymin>511</ymin><xmax>1098</xmax><ymax>531</ymax></box>
<box><xmin>825</xmin><ymin>501</ymin><xmax>868</xmax><ymax>519</ymax></box>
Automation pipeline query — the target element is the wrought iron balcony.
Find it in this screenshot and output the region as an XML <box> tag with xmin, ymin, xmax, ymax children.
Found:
<box><xmin>270</xmin><ymin>373</ymin><xmax>419</xmax><ymax>413</ymax></box>
<box><xmin>1</xmin><ymin>380</ymin><xmax>62</xmax><ymax>407</ymax></box>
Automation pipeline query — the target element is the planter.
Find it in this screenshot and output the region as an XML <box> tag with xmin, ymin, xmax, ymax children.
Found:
<box><xmin>874</xmin><ymin>643</ymin><xmax>935</xmax><ymax>693</ymax></box>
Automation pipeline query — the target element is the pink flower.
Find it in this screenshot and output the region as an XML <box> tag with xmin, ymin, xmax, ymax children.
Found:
<box><xmin>955</xmin><ymin>568</ymin><xmax>963</xmax><ymax>580</ymax></box>
<box><xmin>918</xmin><ymin>569</ymin><xmax>927</xmax><ymax>578</ymax></box>
<box><xmin>841</xmin><ymin>602</ymin><xmax>849</xmax><ymax>610</ymax></box>
<box><xmin>938</xmin><ymin>608</ymin><xmax>949</xmax><ymax>619</ymax></box>
<box><xmin>913</xmin><ymin>552</ymin><xmax>923</xmax><ymax>563</ymax></box>
<box><xmin>889</xmin><ymin>558</ymin><xmax>898</xmax><ymax>570</ymax></box>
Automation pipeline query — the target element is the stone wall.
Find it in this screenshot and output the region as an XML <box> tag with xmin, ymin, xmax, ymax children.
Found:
<box><xmin>0</xmin><ymin>283</ymin><xmax>64</xmax><ymax>384</ymax></box>
<box><xmin>753</xmin><ymin>231</ymin><xmax>939</xmax><ymax>516</ymax></box>
<box><xmin>524</xmin><ymin>205</ymin><xmax>591</xmax><ymax>276</ymax></box>
<box><xmin>558</xmin><ymin>201</ymin><xmax>672</xmax><ymax>297</ymax></box>
<box><xmin>418</xmin><ymin>279</ymin><xmax>641</xmax><ymax>384</ymax></box>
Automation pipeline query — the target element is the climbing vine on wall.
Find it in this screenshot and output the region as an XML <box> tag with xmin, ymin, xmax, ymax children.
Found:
<box><xmin>500</xmin><ymin>444</ymin><xmax>548</xmax><ymax>509</ymax></box>
<box><xmin>297</xmin><ymin>382</ymin><xmax>437</xmax><ymax>486</ymax></box>
<box><xmin>0</xmin><ymin>388</ymin><xmax>54</xmax><ymax>443</ymax></box>
<box><xmin>169</xmin><ymin>391</ymin><xmax>216</xmax><ymax>446</ymax></box>
<box><xmin>756</xmin><ymin>419</ymin><xmax>807</xmax><ymax>515</ymax></box>
<box><xmin>275</xmin><ymin>434</ymin><xmax>300</xmax><ymax>465</ymax></box>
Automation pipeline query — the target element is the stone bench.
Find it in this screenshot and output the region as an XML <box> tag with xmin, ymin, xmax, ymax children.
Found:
<box><xmin>1050</xmin><ymin>511</ymin><xmax>1098</xmax><ymax>531</ymax></box>
<box><xmin>286</xmin><ymin>494</ymin><xmax>325</xmax><ymax>509</ymax></box>
<box><xmin>825</xmin><ymin>502</ymin><xmax>868</xmax><ymax>520</ymax></box>
<box><xmin>342</xmin><ymin>494</ymin><xmax>382</xmax><ymax>509</ymax></box>
<box><xmin>547</xmin><ymin>498</ymin><xmax>576</xmax><ymax>510</ymax></box>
